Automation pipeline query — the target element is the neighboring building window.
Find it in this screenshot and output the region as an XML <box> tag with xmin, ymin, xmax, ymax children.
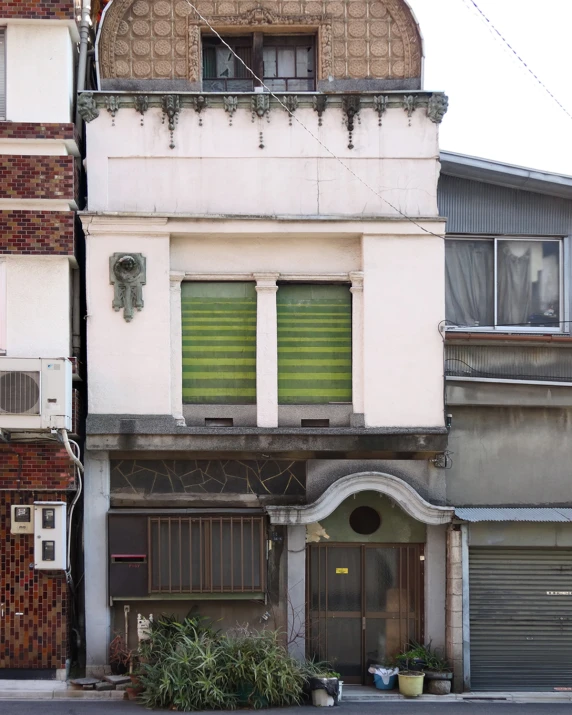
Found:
<box><xmin>0</xmin><ymin>29</ymin><xmax>5</xmax><ymax>121</ymax></box>
<box><xmin>149</xmin><ymin>516</ymin><xmax>265</xmax><ymax>594</ymax></box>
<box><xmin>202</xmin><ymin>33</ymin><xmax>316</xmax><ymax>92</ymax></box>
<box><xmin>0</xmin><ymin>259</ymin><xmax>5</xmax><ymax>354</ymax></box>
<box><xmin>181</xmin><ymin>282</ymin><xmax>256</xmax><ymax>404</ymax></box>
<box><xmin>277</xmin><ymin>284</ymin><xmax>352</xmax><ymax>404</ymax></box>
<box><xmin>446</xmin><ymin>238</ymin><xmax>562</xmax><ymax>331</ymax></box>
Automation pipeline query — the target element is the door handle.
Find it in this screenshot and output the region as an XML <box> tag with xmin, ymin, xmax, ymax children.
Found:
<box><xmin>362</xmin><ymin>617</ymin><xmax>366</xmax><ymax>630</ymax></box>
<box><xmin>1</xmin><ymin>604</ymin><xmax>4</xmax><ymax>618</ymax></box>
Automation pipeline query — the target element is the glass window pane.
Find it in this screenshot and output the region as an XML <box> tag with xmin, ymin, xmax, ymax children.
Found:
<box><xmin>278</xmin><ymin>47</ymin><xmax>296</xmax><ymax>77</ymax></box>
<box><xmin>445</xmin><ymin>240</ymin><xmax>494</xmax><ymax>328</ymax></box>
<box><xmin>264</xmin><ymin>79</ymin><xmax>286</xmax><ymax>91</ymax></box>
<box><xmin>216</xmin><ymin>46</ymin><xmax>235</xmax><ymax>78</ymax></box>
<box><xmin>263</xmin><ymin>48</ymin><xmax>277</xmax><ymax>78</ymax></box>
<box><xmin>497</xmin><ymin>240</ymin><xmax>560</xmax><ymax>328</ymax></box>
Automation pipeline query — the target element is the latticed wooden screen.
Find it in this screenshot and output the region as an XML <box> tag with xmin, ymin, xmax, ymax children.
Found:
<box><xmin>277</xmin><ymin>284</ymin><xmax>352</xmax><ymax>404</ymax></box>
<box><xmin>181</xmin><ymin>282</ymin><xmax>256</xmax><ymax>404</ymax></box>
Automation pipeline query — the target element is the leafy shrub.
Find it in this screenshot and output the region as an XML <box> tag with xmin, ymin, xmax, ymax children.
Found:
<box><xmin>137</xmin><ymin>617</ymin><xmax>313</xmax><ymax>711</ymax></box>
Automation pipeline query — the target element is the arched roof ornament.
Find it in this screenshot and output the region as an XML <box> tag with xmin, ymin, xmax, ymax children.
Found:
<box><xmin>266</xmin><ymin>471</ymin><xmax>454</xmax><ymax>526</ymax></box>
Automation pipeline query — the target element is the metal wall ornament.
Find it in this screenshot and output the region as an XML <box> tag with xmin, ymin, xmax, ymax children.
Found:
<box><xmin>223</xmin><ymin>95</ymin><xmax>238</xmax><ymax>126</ymax></box>
<box><xmin>282</xmin><ymin>95</ymin><xmax>298</xmax><ymax>126</ymax></box>
<box><xmin>342</xmin><ymin>95</ymin><xmax>361</xmax><ymax>150</ymax></box>
<box><xmin>313</xmin><ymin>95</ymin><xmax>328</xmax><ymax>126</ymax></box>
<box><xmin>427</xmin><ymin>93</ymin><xmax>449</xmax><ymax>124</ymax></box>
<box><xmin>77</xmin><ymin>92</ymin><xmax>100</xmax><ymax>123</ymax></box>
<box><xmin>373</xmin><ymin>95</ymin><xmax>388</xmax><ymax>126</ymax></box>
<box><xmin>105</xmin><ymin>95</ymin><xmax>120</xmax><ymax>125</ymax></box>
<box><xmin>402</xmin><ymin>94</ymin><xmax>418</xmax><ymax>125</ymax></box>
<box><xmin>161</xmin><ymin>94</ymin><xmax>181</xmax><ymax>148</ymax></box>
<box><xmin>109</xmin><ymin>253</ymin><xmax>146</xmax><ymax>323</ymax></box>
<box><xmin>135</xmin><ymin>95</ymin><xmax>149</xmax><ymax>126</ymax></box>
<box><xmin>192</xmin><ymin>95</ymin><xmax>208</xmax><ymax>125</ymax></box>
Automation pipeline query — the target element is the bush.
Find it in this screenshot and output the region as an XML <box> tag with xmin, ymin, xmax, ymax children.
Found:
<box><xmin>136</xmin><ymin>617</ymin><xmax>311</xmax><ymax>711</ymax></box>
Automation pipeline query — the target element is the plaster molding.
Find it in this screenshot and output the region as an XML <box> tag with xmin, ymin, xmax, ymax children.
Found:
<box><xmin>266</xmin><ymin>471</ymin><xmax>455</xmax><ymax>526</ymax></box>
<box><xmin>254</xmin><ymin>272</ymin><xmax>279</xmax><ymax>293</ymax></box>
<box><xmin>169</xmin><ymin>271</ymin><xmax>186</xmax><ymax>285</ymax></box>
<box><xmin>349</xmin><ymin>271</ymin><xmax>364</xmax><ymax>292</ymax></box>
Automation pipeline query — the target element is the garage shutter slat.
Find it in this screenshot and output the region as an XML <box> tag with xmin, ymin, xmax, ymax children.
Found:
<box><xmin>470</xmin><ymin>548</ymin><xmax>572</xmax><ymax>691</ymax></box>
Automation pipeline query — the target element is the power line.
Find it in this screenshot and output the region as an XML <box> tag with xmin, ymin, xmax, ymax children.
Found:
<box><xmin>182</xmin><ymin>0</ymin><xmax>446</xmax><ymax>240</ymax></box>
<box><xmin>461</xmin><ymin>0</ymin><xmax>572</xmax><ymax>123</ymax></box>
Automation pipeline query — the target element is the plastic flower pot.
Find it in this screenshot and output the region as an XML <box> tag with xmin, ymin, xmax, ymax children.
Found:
<box><xmin>398</xmin><ymin>671</ymin><xmax>425</xmax><ymax>698</ymax></box>
<box><xmin>310</xmin><ymin>677</ymin><xmax>339</xmax><ymax>707</ymax></box>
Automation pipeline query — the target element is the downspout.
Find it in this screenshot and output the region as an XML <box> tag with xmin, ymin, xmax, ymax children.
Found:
<box><xmin>77</xmin><ymin>0</ymin><xmax>92</xmax><ymax>93</ymax></box>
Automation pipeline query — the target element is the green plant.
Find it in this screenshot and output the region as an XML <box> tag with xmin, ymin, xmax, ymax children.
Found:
<box><xmin>137</xmin><ymin>617</ymin><xmax>313</xmax><ymax>711</ymax></box>
<box><xmin>396</xmin><ymin>641</ymin><xmax>450</xmax><ymax>673</ymax></box>
<box><xmin>109</xmin><ymin>633</ymin><xmax>132</xmax><ymax>673</ymax></box>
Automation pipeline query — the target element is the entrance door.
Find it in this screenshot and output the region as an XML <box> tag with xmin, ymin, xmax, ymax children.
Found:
<box><xmin>307</xmin><ymin>544</ymin><xmax>424</xmax><ymax>683</ymax></box>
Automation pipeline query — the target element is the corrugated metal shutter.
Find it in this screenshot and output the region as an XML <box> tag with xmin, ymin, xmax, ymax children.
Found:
<box><xmin>277</xmin><ymin>284</ymin><xmax>352</xmax><ymax>404</ymax></box>
<box><xmin>470</xmin><ymin>548</ymin><xmax>572</xmax><ymax>691</ymax></box>
<box><xmin>181</xmin><ymin>282</ymin><xmax>256</xmax><ymax>404</ymax></box>
<box><xmin>0</xmin><ymin>30</ymin><xmax>5</xmax><ymax>121</ymax></box>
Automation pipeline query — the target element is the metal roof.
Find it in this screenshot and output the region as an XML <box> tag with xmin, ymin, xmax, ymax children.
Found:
<box><xmin>440</xmin><ymin>151</ymin><xmax>572</xmax><ymax>200</ymax></box>
<box><xmin>455</xmin><ymin>507</ymin><xmax>572</xmax><ymax>522</ymax></box>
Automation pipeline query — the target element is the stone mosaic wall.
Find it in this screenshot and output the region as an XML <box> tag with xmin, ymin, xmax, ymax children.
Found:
<box><xmin>111</xmin><ymin>459</ymin><xmax>306</xmax><ymax>496</ymax></box>
<box><xmin>98</xmin><ymin>0</ymin><xmax>421</xmax><ymax>83</ymax></box>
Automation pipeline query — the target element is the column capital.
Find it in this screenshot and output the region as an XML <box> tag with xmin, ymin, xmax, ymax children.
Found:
<box><xmin>254</xmin><ymin>272</ymin><xmax>279</xmax><ymax>293</ymax></box>
<box><xmin>349</xmin><ymin>271</ymin><xmax>364</xmax><ymax>292</ymax></box>
<box><xmin>169</xmin><ymin>271</ymin><xmax>186</xmax><ymax>286</ymax></box>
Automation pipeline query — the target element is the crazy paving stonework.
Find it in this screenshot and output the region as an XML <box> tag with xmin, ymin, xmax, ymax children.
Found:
<box><xmin>0</xmin><ymin>493</ymin><xmax>68</xmax><ymax>669</ymax></box>
<box><xmin>111</xmin><ymin>459</ymin><xmax>306</xmax><ymax>496</ymax></box>
<box><xmin>99</xmin><ymin>0</ymin><xmax>421</xmax><ymax>83</ymax></box>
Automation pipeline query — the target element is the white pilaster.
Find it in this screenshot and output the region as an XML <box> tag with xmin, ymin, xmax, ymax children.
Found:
<box><xmin>287</xmin><ymin>525</ymin><xmax>307</xmax><ymax>661</ymax></box>
<box><xmin>349</xmin><ymin>271</ymin><xmax>364</xmax><ymax>415</ymax></box>
<box><xmin>170</xmin><ymin>271</ymin><xmax>185</xmax><ymax>426</ymax></box>
<box><xmin>84</xmin><ymin>451</ymin><xmax>111</xmax><ymax>677</ymax></box>
<box><xmin>254</xmin><ymin>273</ymin><xmax>279</xmax><ymax>428</ymax></box>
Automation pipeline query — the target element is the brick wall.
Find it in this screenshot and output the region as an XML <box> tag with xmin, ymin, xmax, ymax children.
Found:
<box><xmin>0</xmin><ymin>493</ymin><xmax>68</xmax><ymax>670</ymax></box>
<box><xmin>0</xmin><ymin>156</ymin><xmax>75</xmax><ymax>201</ymax></box>
<box><xmin>0</xmin><ymin>211</ymin><xmax>74</xmax><ymax>254</ymax></box>
<box><xmin>0</xmin><ymin>1</ymin><xmax>76</xmax><ymax>20</ymax></box>
<box><xmin>0</xmin><ymin>123</ymin><xmax>76</xmax><ymax>141</ymax></box>
<box><xmin>0</xmin><ymin>443</ymin><xmax>75</xmax><ymax>491</ymax></box>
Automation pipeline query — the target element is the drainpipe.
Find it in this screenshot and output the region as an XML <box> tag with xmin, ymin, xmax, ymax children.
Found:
<box><xmin>77</xmin><ymin>0</ymin><xmax>92</xmax><ymax>93</ymax></box>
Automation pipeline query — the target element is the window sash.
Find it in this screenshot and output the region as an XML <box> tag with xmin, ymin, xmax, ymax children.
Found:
<box><xmin>148</xmin><ymin>516</ymin><xmax>266</xmax><ymax>594</ymax></box>
<box><xmin>0</xmin><ymin>29</ymin><xmax>6</xmax><ymax>121</ymax></box>
<box><xmin>446</xmin><ymin>237</ymin><xmax>564</xmax><ymax>333</ymax></box>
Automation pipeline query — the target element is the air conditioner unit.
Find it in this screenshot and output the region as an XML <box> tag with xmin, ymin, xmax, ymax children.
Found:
<box><xmin>0</xmin><ymin>358</ymin><xmax>72</xmax><ymax>431</ymax></box>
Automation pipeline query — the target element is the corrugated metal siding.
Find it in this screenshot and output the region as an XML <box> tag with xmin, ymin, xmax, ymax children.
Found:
<box><xmin>439</xmin><ymin>175</ymin><xmax>572</xmax><ymax>236</ymax></box>
<box><xmin>446</xmin><ymin>344</ymin><xmax>572</xmax><ymax>382</ymax></box>
<box><xmin>470</xmin><ymin>548</ymin><xmax>572</xmax><ymax>691</ymax></box>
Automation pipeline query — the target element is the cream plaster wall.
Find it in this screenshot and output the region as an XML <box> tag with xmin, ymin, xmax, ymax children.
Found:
<box><xmin>4</xmin><ymin>256</ymin><xmax>71</xmax><ymax>358</ymax></box>
<box><xmin>86</xmin><ymin>106</ymin><xmax>440</xmax><ymax>217</ymax></box>
<box><xmin>86</xmin><ymin>233</ymin><xmax>172</xmax><ymax>414</ymax></box>
<box><xmin>363</xmin><ymin>233</ymin><xmax>445</xmax><ymax>427</ymax></box>
<box><xmin>5</xmin><ymin>23</ymin><xmax>74</xmax><ymax>123</ymax></box>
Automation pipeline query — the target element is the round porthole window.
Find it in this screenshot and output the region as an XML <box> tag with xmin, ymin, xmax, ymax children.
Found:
<box><xmin>349</xmin><ymin>506</ymin><xmax>381</xmax><ymax>535</ymax></box>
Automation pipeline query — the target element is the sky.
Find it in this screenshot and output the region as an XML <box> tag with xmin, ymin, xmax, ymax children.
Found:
<box><xmin>406</xmin><ymin>0</ymin><xmax>572</xmax><ymax>176</ymax></box>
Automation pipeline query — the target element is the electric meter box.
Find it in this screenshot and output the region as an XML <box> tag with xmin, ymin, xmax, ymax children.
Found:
<box><xmin>34</xmin><ymin>501</ymin><xmax>66</xmax><ymax>570</ymax></box>
<box><xmin>10</xmin><ymin>505</ymin><xmax>34</xmax><ymax>534</ymax></box>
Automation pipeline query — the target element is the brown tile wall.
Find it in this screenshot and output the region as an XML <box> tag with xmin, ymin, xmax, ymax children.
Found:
<box><xmin>0</xmin><ymin>210</ymin><xmax>74</xmax><ymax>254</ymax></box>
<box><xmin>0</xmin><ymin>156</ymin><xmax>75</xmax><ymax>201</ymax></box>
<box><xmin>0</xmin><ymin>123</ymin><xmax>76</xmax><ymax>141</ymax></box>
<box><xmin>0</xmin><ymin>1</ymin><xmax>76</xmax><ymax>20</ymax></box>
<box><xmin>0</xmin><ymin>493</ymin><xmax>69</xmax><ymax>669</ymax></box>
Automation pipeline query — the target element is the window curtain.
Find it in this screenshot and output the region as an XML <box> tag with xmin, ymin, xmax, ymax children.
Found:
<box><xmin>445</xmin><ymin>241</ymin><xmax>494</xmax><ymax>327</ymax></box>
<box><xmin>497</xmin><ymin>241</ymin><xmax>531</xmax><ymax>326</ymax></box>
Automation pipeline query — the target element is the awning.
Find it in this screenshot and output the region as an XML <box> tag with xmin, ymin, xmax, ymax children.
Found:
<box><xmin>455</xmin><ymin>507</ymin><xmax>572</xmax><ymax>522</ymax></box>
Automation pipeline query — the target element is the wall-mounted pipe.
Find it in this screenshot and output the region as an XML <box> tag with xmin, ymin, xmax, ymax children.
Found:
<box><xmin>77</xmin><ymin>0</ymin><xmax>92</xmax><ymax>93</ymax></box>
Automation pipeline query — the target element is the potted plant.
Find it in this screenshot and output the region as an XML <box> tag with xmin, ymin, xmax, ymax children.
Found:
<box><xmin>396</xmin><ymin>644</ymin><xmax>426</xmax><ymax>698</ymax></box>
<box><xmin>307</xmin><ymin>667</ymin><xmax>341</xmax><ymax>707</ymax></box>
<box><xmin>109</xmin><ymin>633</ymin><xmax>132</xmax><ymax>676</ymax></box>
<box><xmin>396</xmin><ymin>642</ymin><xmax>453</xmax><ymax>696</ymax></box>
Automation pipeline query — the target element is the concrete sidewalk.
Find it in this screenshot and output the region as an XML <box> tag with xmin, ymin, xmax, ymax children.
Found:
<box><xmin>342</xmin><ymin>685</ymin><xmax>572</xmax><ymax>704</ymax></box>
<box><xmin>0</xmin><ymin>680</ymin><xmax>125</xmax><ymax>700</ymax></box>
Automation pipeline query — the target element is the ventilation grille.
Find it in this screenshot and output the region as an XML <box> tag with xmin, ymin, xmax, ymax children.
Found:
<box><xmin>0</xmin><ymin>371</ymin><xmax>40</xmax><ymax>415</ymax></box>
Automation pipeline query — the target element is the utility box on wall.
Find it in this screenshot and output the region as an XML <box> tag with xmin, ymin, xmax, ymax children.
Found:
<box><xmin>10</xmin><ymin>505</ymin><xmax>34</xmax><ymax>534</ymax></box>
<box><xmin>34</xmin><ymin>501</ymin><xmax>66</xmax><ymax>570</ymax></box>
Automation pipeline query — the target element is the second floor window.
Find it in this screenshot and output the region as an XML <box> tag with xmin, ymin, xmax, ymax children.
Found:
<box><xmin>202</xmin><ymin>33</ymin><xmax>316</xmax><ymax>92</ymax></box>
<box><xmin>446</xmin><ymin>237</ymin><xmax>562</xmax><ymax>332</ymax></box>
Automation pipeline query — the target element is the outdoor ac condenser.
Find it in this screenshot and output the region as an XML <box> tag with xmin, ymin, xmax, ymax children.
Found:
<box><xmin>0</xmin><ymin>357</ymin><xmax>72</xmax><ymax>432</ymax></box>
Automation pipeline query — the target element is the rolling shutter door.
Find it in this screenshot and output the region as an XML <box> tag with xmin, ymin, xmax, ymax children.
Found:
<box><xmin>470</xmin><ymin>548</ymin><xmax>572</xmax><ymax>691</ymax></box>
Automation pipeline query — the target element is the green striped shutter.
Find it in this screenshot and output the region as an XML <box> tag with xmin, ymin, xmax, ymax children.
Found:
<box><xmin>181</xmin><ymin>282</ymin><xmax>256</xmax><ymax>404</ymax></box>
<box><xmin>277</xmin><ymin>284</ymin><xmax>352</xmax><ymax>404</ymax></box>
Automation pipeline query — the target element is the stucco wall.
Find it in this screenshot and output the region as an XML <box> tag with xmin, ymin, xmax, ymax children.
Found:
<box><xmin>85</xmin><ymin>106</ymin><xmax>440</xmax><ymax>217</ymax></box>
<box><xmin>447</xmin><ymin>406</ymin><xmax>572</xmax><ymax>506</ymax></box>
<box><xmin>4</xmin><ymin>256</ymin><xmax>71</xmax><ymax>357</ymax></box>
<box><xmin>5</xmin><ymin>23</ymin><xmax>74</xmax><ymax>123</ymax></box>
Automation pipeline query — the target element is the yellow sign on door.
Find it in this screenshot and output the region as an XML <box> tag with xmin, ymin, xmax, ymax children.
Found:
<box><xmin>336</xmin><ymin>568</ymin><xmax>349</xmax><ymax>574</ymax></box>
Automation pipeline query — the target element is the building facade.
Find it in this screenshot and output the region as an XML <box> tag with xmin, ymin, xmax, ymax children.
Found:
<box><xmin>79</xmin><ymin>0</ymin><xmax>457</xmax><ymax>685</ymax></box>
<box><xmin>440</xmin><ymin>152</ymin><xmax>572</xmax><ymax>692</ymax></box>
<box><xmin>0</xmin><ymin>0</ymin><xmax>82</xmax><ymax>678</ymax></box>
